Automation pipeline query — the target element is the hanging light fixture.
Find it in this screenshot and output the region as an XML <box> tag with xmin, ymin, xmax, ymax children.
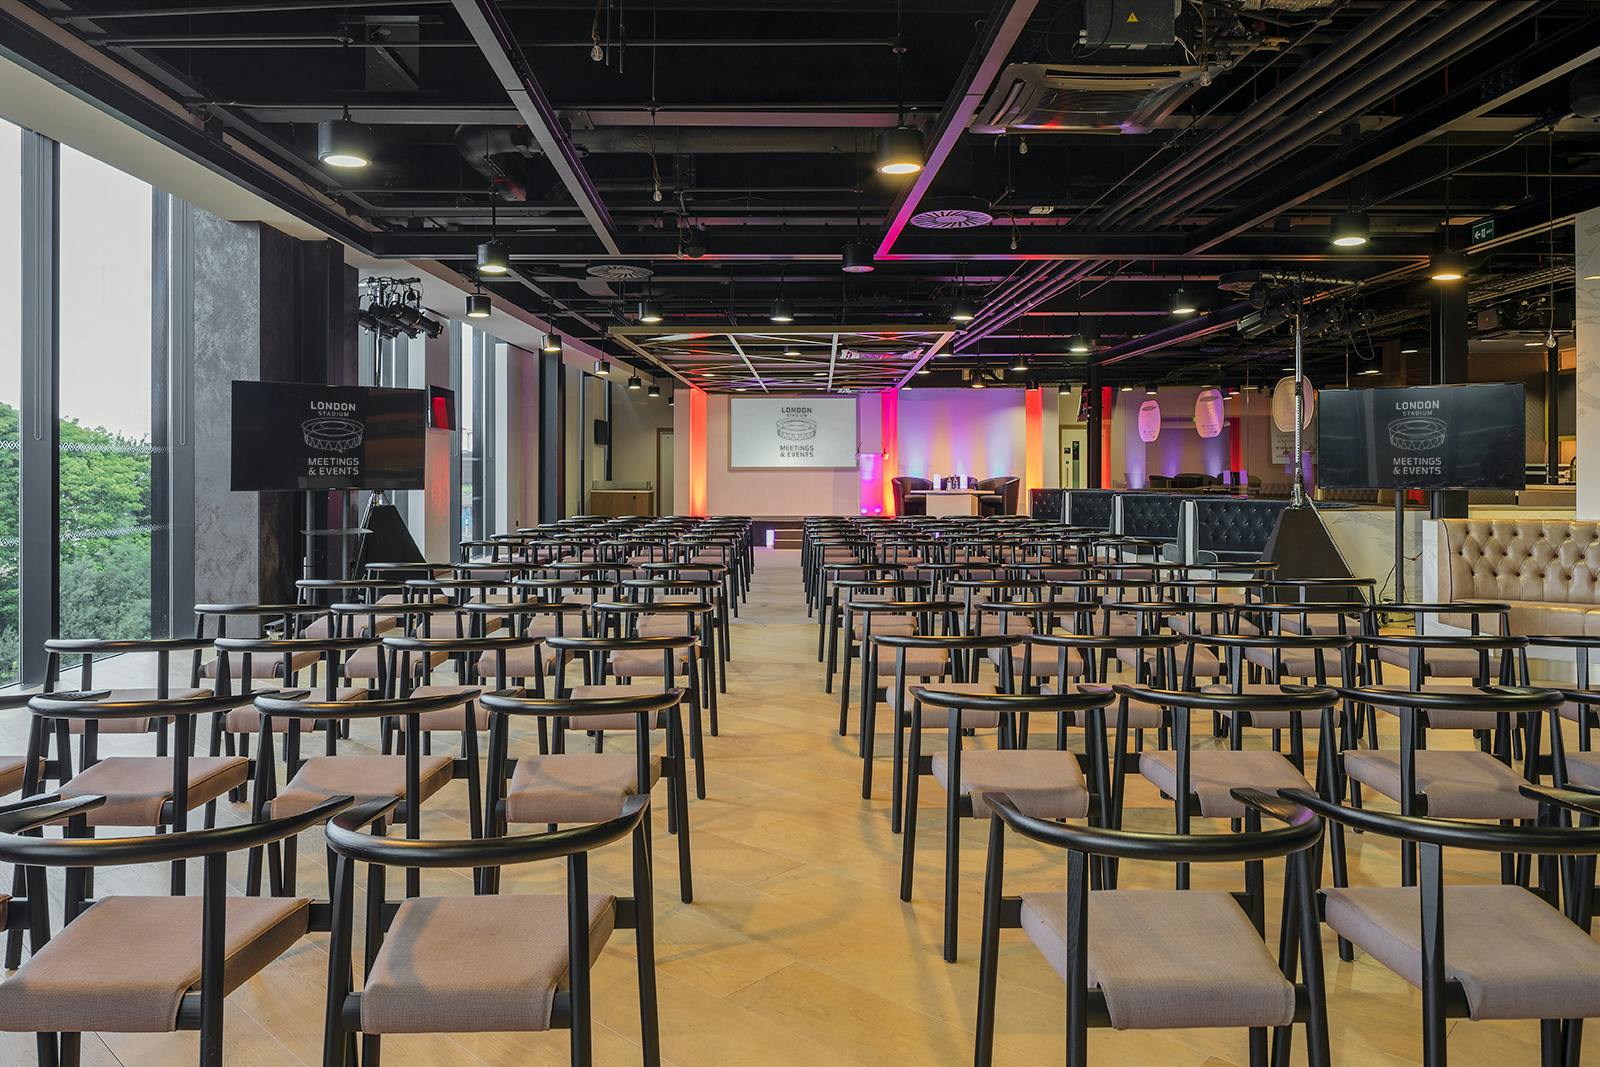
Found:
<box><xmin>1145</xmin><ymin>385</ymin><xmax>1158</xmax><ymax>395</ymax></box>
<box><xmin>317</xmin><ymin>40</ymin><xmax>372</xmax><ymax>168</ymax></box>
<box><xmin>1429</xmin><ymin>250</ymin><xmax>1465</xmax><ymax>282</ymax></box>
<box><xmin>842</xmin><ymin>240</ymin><xmax>875</xmax><ymax>274</ymax></box>
<box><xmin>667</xmin><ymin>389</ymin><xmax>675</xmax><ymax>406</ymax></box>
<box><xmin>543</xmin><ymin>333</ymin><xmax>562</xmax><ymax>354</ymax></box>
<box><xmin>950</xmin><ymin>294</ymin><xmax>975</xmax><ymax>323</ymax></box>
<box><xmin>1120</xmin><ymin>384</ymin><xmax>1134</xmax><ymax>392</ymax></box>
<box><xmin>770</xmin><ymin>298</ymin><xmax>794</xmax><ymax>323</ymax></box>
<box><xmin>465</xmin><ymin>289</ymin><xmax>490</xmax><ymax>318</ymax></box>
<box><xmin>1067</xmin><ymin>334</ymin><xmax>1090</xmax><ymax>354</ymax></box>
<box><xmin>1009</xmin><ymin>354</ymin><xmax>1027</xmax><ymax>373</ymax></box>
<box><xmin>1331</xmin><ymin>211</ymin><xmax>1370</xmax><ymax>247</ymax></box>
<box><xmin>317</xmin><ymin>110</ymin><xmax>372</xmax><ymax>169</ymax></box>
<box><xmin>593</xmin><ymin>359</ymin><xmax>610</xmax><ymax>378</ymax></box>
<box><xmin>876</xmin><ymin>125</ymin><xmax>925</xmax><ymax>176</ymax></box>
<box><xmin>876</xmin><ymin>16</ymin><xmax>923</xmax><ymax>176</ymax></box>
<box><xmin>638</xmin><ymin>298</ymin><xmax>663</xmax><ymax>324</ymax></box>
<box><xmin>1170</xmin><ymin>286</ymin><xmax>1197</xmax><ymax>316</ymax></box>
<box><xmin>1357</xmin><ymin>366</ymin><xmax>1382</xmax><ymax>376</ymax></box>
<box><xmin>971</xmin><ymin>375</ymin><xmax>987</xmax><ymax>389</ymax></box>
<box><xmin>476</xmin><ymin>187</ymin><xmax>509</xmax><ymax>275</ymax></box>
<box><xmin>627</xmin><ymin>374</ymin><xmax>643</xmax><ymax>391</ymax></box>
<box><xmin>647</xmin><ymin>382</ymin><xmax>662</xmax><ymax>398</ymax></box>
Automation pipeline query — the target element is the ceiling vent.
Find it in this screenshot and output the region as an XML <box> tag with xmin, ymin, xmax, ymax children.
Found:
<box><xmin>972</xmin><ymin>62</ymin><xmax>1201</xmax><ymax>135</ymax></box>
<box><xmin>910</xmin><ymin>197</ymin><xmax>996</xmax><ymax>230</ymax></box>
<box><xmin>586</xmin><ymin>264</ymin><xmax>655</xmax><ymax>281</ymax></box>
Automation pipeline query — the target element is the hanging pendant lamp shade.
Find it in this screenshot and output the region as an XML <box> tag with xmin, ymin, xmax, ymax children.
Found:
<box><xmin>876</xmin><ymin>125</ymin><xmax>925</xmax><ymax>175</ymax></box>
<box><xmin>1331</xmin><ymin>211</ymin><xmax>1370</xmax><ymax>247</ymax></box>
<box><xmin>842</xmin><ymin>240</ymin><xmax>875</xmax><ymax>274</ymax></box>
<box><xmin>542</xmin><ymin>333</ymin><xmax>562</xmax><ymax>354</ymax></box>
<box><xmin>476</xmin><ymin>239</ymin><xmax>510</xmax><ymax>275</ymax></box>
<box><xmin>465</xmin><ymin>292</ymin><xmax>490</xmax><ymax>318</ymax></box>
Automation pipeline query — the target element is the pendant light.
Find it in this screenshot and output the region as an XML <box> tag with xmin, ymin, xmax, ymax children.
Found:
<box><xmin>542</xmin><ymin>333</ymin><xmax>562</xmax><ymax>354</ymax></box>
<box><xmin>1121</xmin><ymin>384</ymin><xmax>1134</xmax><ymax>392</ymax></box>
<box><xmin>1067</xmin><ymin>334</ymin><xmax>1090</xmax><ymax>354</ymax></box>
<box><xmin>876</xmin><ymin>6</ymin><xmax>923</xmax><ymax>176</ymax></box>
<box><xmin>465</xmin><ymin>288</ymin><xmax>490</xmax><ymax>318</ymax></box>
<box><xmin>1009</xmin><ymin>354</ymin><xmax>1027</xmax><ymax>373</ymax></box>
<box><xmin>950</xmin><ymin>295</ymin><xmax>975</xmax><ymax>323</ymax></box>
<box><xmin>317</xmin><ymin>110</ymin><xmax>372</xmax><ymax>169</ymax></box>
<box><xmin>627</xmin><ymin>374</ymin><xmax>643</xmax><ymax>391</ymax></box>
<box><xmin>770</xmin><ymin>298</ymin><xmax>794</xmax><ymax>324</ymax></box>
<box><xmin>842</xmin><ymin>240</ymin><xmax>875</xmax><ymax>274</ymax></box>
<box><xmin>647</xmin><ymin>382</ymin><xmax>662</xmax><ymax>398</ymax></box>
<box><xmin>317</xmin><ymin>40</ymin><xmax>372</xmax><ymax>168</ymax></box>
<box><xmin>638</xmin><ymin>298</ymin><xmax>663</xmax><ymax>324</ymax></box>
<box><xmin>1170</xmin><ymin>273</ymin><xmax>1197</xmax><ymax>316</ymax></box>
<box><xmin>477</xmin><ymin>188</ymin><xmax>509</xmax><ymax>275</ymax></box>
<box><xmin>593</xmin><ymin>359</ymin><xmax>610</xmax><ymax>378</ymax></box>
<box><xmin>1429</xmin><ymin>250</ymin><xmax>1465</xmax><ymax>282</ymax></box>
<box><xmin>1331</xmin><ymin>211</ymin><xmax>1370</xmax><ymax>247</ymax></box>
<box><xmin>667</xmin><ymin>389</ymin><xmax>675</xmax><ymax>406</ymax></box>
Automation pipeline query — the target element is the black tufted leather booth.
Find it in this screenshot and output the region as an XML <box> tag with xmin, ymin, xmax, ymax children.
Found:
<box><xmin>1193</xmin><ymin>498</ymin><xmax>1287</xmax><ymax>561</ymax></box>
<box><xmin>1120</xmin><ymin>493</ymin><xmax>1186</xmax><ymax>542</ymax></box>
<box><xmin>1066</xmin><ymin>490</ymin><xmax>1115</xmax><ymax>531</ymax></box>
<box><xmin>1029</xmin><ymin>488</ymin><xmax>1064</xmax><ymax>521</ymax></box>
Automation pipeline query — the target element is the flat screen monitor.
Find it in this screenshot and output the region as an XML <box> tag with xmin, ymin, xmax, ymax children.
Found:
<box><xmin>728</xmin><ymin>395</ymin><xmax>858</xmax><ymax>468</ymax></box>
<box><xmin>1315</xmin><ymin>383</ymin><xmax>1526</xmax><ymax>490</ymax></box>
<box><xmin>231</xmin><ymin>381</ymin><xmax>426</xmax><ymax>491</ymax></box>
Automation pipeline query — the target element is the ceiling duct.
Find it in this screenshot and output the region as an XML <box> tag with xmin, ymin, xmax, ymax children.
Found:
<box><xmin>586</xmin><ymin>264</ymin><xmax>656</xmax><ymax>281</ymax></box>
<box><xmin>971</xmin><ymin>62</ymin><xmax>1202</xmax><ymax>134</ymax></box>
<box><xmin>909</xmin><ymin>197</ymin><xmax>996</xmax><ymax>229</ymax></box>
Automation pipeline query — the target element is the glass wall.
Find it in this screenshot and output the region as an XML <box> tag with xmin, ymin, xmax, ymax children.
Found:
<box><xmin>0</xmin><ymin>121</ymin><xmax>20</xmax><ymax>681</ymax></box>
<box><xmin>56</xmin><ymin>145</ymin><xmax>162</xmax><ymax>642</ymax></box>
<box><xmin>460</xmin><ymin>322</ymin><xmax>478</xmax><ymax>543</ymax></box>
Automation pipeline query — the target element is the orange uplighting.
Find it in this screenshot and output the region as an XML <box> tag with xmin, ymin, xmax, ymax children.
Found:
<box><xmin>1024</xmin><ymin>387</ymin><xmax>1043</xmax><ymax>507</ymax></box>
<box><xmin>688</xmin><ymin>387</ymin><xmax>708</xmax><ymax>516</ymax></box>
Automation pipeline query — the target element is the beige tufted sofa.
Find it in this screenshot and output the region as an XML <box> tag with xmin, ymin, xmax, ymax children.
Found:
<box><xmin>1436</xmin><ymin>519</ymin><xmax>1600</xmax><ymax>635</ymax></box>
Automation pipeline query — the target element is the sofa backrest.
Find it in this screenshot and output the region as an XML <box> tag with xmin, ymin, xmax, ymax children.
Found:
<box><xmin>1438</xmin><ymin>519</ymin><xmax>1600</xmax><ymax>605</ymax></box>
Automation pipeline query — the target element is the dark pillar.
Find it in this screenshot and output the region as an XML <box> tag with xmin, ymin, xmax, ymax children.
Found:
<box><xmin>19</xmin><ymin>133</ymin><xmax>59</xmax><ymax>684</ymax></box>
<box><xmin>539</xmin><ymin>351</ymin><xmax>565</xmax><ymax>521</ymax></box>
<box><xmin>1085</xmin><ymin>362</ymin><xmax>1103</xmax><ymax>489</ymax></box>
<box><xmin>1428</xmin><ymin>279</ymin><xmax>1469</xmax><ymax>519</ymax></box>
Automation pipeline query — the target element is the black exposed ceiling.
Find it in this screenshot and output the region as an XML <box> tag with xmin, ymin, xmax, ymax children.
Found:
<box><xmin>7</xmin><ymin>0</ymin><xmax>1600</xmax><ymax>390</ymax></box>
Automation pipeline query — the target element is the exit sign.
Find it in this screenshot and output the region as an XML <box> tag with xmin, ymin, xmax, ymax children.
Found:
<box><xmin>1470</xmin><ymin>218</ymin><xmax>1495</xmax><ymax>244</ymax></box>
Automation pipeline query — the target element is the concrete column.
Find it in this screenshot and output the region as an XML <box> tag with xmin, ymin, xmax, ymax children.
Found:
<box><xmin>1576</xmin><ymin>207</ymin><xmax>1600</xmax><ymax>518</ymax></box>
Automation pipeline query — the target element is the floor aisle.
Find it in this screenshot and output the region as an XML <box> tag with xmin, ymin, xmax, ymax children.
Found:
<box><xmin>2</xmin><ymin>547</ymin><xmax>1593</xmax><ymax>1064</ymax></box>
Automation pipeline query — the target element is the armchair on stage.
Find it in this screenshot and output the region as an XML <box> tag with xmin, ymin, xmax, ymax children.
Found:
<box><xmin>892</xmin><ymin>475</ymin><xmax>1020</xmax><ymax>517</ymax></box>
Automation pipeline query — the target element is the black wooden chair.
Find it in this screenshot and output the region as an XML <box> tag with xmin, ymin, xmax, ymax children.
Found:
<box><xmin>0</xmin><ymin>790</ymin><xmax>352</xmax><ymax>1067</ymax></box>
<box><xmin>973</xmin><ymin>787</ymin><xmax>1330</xmax><ymax>1066</ymax></box>
<box><xmin>1285</xmin><ymin>784</ymin><xmax>1600</xmax><ymax>1066</ymax></box>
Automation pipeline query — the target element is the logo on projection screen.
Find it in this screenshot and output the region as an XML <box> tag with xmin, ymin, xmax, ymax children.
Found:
<box><xmin>776</xmin><ymin>415</ymin><xmax>818</xmax><ymax>440</ymax></box>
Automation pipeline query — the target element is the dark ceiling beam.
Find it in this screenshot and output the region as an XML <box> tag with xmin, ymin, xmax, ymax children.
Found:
<box><xmin>233</xmin><ymin>102</ymin><xmax>924</xmax><ymax>126</ymax></box>
<box><xmin>1089</xmin><ymin>302</ymin><xmax>1253</xmax><ymax>367</ymax></box>
<box><xmin>448</xmin><ymin>0</ymin><xmax>622</xmax><ymax>255</ymax></box>
<box><xmin>1456</xmin><ymin>172</ymin><xmax>1600</xmax><ymax>257</ymax></box>
<box><xmin>873</xmin><ymin>0</ymin><xmax>1039</xmax><ymax>260</ymax></box>
<box><xmin>0</xmin><ymin>5</ymin><xmax>375</xmax><ymax>250</ymax></box>
<box><xmin>1187</xmin><ymin>13</ymin><xmax>1600</xmax><ymax>254</ymax></box>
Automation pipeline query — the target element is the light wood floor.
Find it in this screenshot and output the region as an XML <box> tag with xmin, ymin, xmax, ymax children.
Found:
<box><xmin>3</xmin><ymin>547</ymin><xmax>1596</xmax><ymax>1065</ymax></box>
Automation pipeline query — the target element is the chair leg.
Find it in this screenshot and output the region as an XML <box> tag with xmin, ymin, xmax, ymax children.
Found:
<box><xmin>59</xmin><ymin>1033</ymin><xmax>81</xmax><ymax>1067</ymax></box>
<box><xmin>973</xmin><ymin>817</ymin><xmax>1004</xmax><ymax>1067</ymax></box>
<box><xmin>942</xmin><ymin>797</ymin><xmax>961</xmax><ymax>963</ymax></box>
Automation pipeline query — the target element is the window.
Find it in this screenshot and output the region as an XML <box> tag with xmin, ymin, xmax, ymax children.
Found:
<box><xmin>0</xmin><ymin>121</ymin><xmax>20</xmax><ymax>680</ymax></box>
<box><xmin>55</xmin><ymin>146</ymin><xmax>164</xmax><ymax>641</ymax></box>
<box><xmin>460</xmin><ymin>322</ymin><xmax>478</xmax><ymax>543</ymax></box>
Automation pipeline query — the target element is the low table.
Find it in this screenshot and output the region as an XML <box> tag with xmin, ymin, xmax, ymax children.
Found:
<box><xmin>912</xmin><ymin>489</ymin><xmax>984</xmax><ymax>517</ymax></box>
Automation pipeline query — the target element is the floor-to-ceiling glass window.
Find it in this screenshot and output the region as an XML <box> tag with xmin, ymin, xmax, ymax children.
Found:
<box><xmin>55</xmin><ymin>145</ymin><xmax>163</xmax><ymax>641</ymax></box>
<box><xmin>0</xmin><ymin>120</ymin><xmax>21</xmax><ymax>680</ymax></box>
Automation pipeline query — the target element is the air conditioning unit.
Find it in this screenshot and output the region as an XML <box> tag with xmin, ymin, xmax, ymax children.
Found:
<box><xmin>972</xmin><ymin>62</ymin><xmax>1201</xmax><ymax>135</ymax></box>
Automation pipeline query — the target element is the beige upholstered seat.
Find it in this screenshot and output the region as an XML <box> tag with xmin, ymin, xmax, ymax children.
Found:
<box><xmin>0</xmin><ymin>895</ymin><xmax>309</xmax><ymax>1033</ymax></box>
<box><xmin>360</xmin><ymin>893</ymin><xmax>615</xmax><ymax>1034</ymax></box>
<box><xmin>854</xmin><ymin>615</ymin><xmax>917</xmax><ymax>637</ymax></box>
<box><xmin>405</xmin><ymin>684</ymin><xmax>486</xmax><ymax>731</ymax></box>
<box><xmin>221</xmin><ymin>687</ymin><xmax>371</xmax><ymax>733</ymax></box>
<box><xmin>638</xmin><ymin>614</ymin><xmax>697</xmax><ymax>638</ymax></box>
<box><xmin>504</xmin><ymin>754</ymin><xmax>661</xmax><ymax>824</ymax></box>
<box><xmin>1374</xmin><ymin>644</ymin><xmax>1500</xmax><ymax>678</ymax></box>
<box><xmin>0</xmin><ymin>755</ymin><xmax>34</xmax><ymax>796</ymax></box>
<box><xmin>930</xmin><ymin>748</ymin><xmax>1088</xmax><ymax>819</ymax></box>
<box><xmin>887</xmin><ymin>681</ymin><xmax>1002</xmax><ymax>728</ymax></box>
<box><xmin>1139</xmin><ymin>750</ymin><xmax>1311</xmax><ymax>819</ymax></box>
<box><xmin>1020</xmin><ymin>890</ymin><xmax>1296</xmax><ymax>1030</ymax></box>
<box><xmin>1324</xmin><ymin>884</ymin><xmax>1600</xmax><ymax>1020</ymax></box>
<box><xmin>344</xmin><ymin>646</ymin><xmax>447</xmax><ymax>679</ymax></box>
<box><xmin>1121</xmin><ymin>643</ymin><xmax>1220</xmax><ymax>676</ymax></box>
<box><xmin>270</xmin><ymin>753</ymin><xmax>454</xmax><ymax>819</ymax></box>
<box><xmin>65</xmin><ymin>688</ymin><xmax>211</xmax><ymax>735</ymax></box>
<box><xmin>1366</xmin><ymin>683</ymin><xmax>1529</xmax><ymax>730</ymax></box>
<box><xmin>562</xmin><ymin>684</ymin><xmax>672</xmax><ymax>731</ymax></box>
<box><xmin>1045</xmin><ymin>682</ymin><xmax>1163</xmax><ymax>729</ymax></box>
<box><xmin>988</xmin><ymin>644</ymin><xmax>1062</xmax><ymax>680</ymax></box>
<box><xmin>1242</xmin><ymin>646</ymin><xmax>1344</xmax><ymax>679</ymax></box>
<box><xmin>200</xmin><ymin>649</ymin><xmax>321</xmax><ymax>681</ymax></box>
<box><xmin>1562</xmin><ymin>752</ymin><xmax>1600</xmax><ymax>789</ymax></box>
<box><xmin>1202</xmin><ymin>683</ymin><xmax>1342</xmax><ymax>729</ymax></box>
<box><xmin>59</xmin><ymin>756</ymin><xmax>248</xmax><ymax>827</ymax></box>
<box><xmin>1342</xmin><ymin>750</ymin><xmax>1539</xmax><ymax>819</ymax></box>
<box><xmin>475</xmin><ymin>644</ymin><xmax>545</xmax><ymax>680</ymax></box>
<box><xmin>610</xmin><ymin>648</ymin><xmax>692</xmax><ymax>677</ymax></box>
<box><xmin>874</xmin><ymin>648</ymin><xmax>948</xmax><ymax>676</ymax></box>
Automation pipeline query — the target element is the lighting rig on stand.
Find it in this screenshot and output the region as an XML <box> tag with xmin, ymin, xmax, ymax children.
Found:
<box><xmin>357</xmin><ymin>277</ymin><xmax>445</xmax><ymax>341</ymax></box>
